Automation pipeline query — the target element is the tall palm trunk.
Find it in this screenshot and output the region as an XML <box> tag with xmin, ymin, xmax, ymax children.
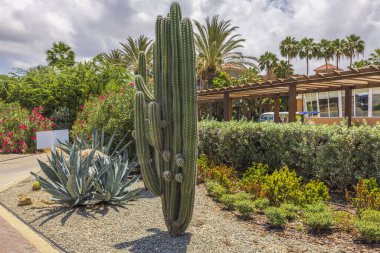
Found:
<box><xmin>306</xmin><ymin>55</ymin><xmax>309</xmax><ymax>75</ymax></box>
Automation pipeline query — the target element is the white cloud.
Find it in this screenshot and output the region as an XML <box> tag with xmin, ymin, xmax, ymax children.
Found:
<box><xmin>0</xmin><ymin>0</ymin><xmax>379</xmax><ymax>74</ymax></box>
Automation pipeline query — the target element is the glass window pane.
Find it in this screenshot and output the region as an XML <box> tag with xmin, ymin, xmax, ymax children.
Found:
<box><xmin>319</xmin><ymin>92</ymin><xmax>329</xmax><ymax>117</ymax></box>
<box><xmin>329</xmin><ymin>91</ymin><xmax>339</xmax><ymax>117</ymax></box>
<box><xmin>372</xmin><ymin>88</ymin><xmax>380</xmax><ymax>117</ymax></box>
<box><xmin>310</xmin><ymin>93</ymin><xmax>317</xmax><ymax>112</ymax></box>
<box><xmin>341</xmin><ymin>90</ymin><xmax>355</xmax><ymax>117</ymax></box>
<box><xmin>355</xmin><ymin>88</ymin><xmax>369</xmax><ymax>117</ymax></box>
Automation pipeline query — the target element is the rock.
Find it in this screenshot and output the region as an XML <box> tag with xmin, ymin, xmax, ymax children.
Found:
<box><xmin>80</xmin><ymin>149</ymin><xmax>106</xmax><ymax>160</ymax></box>
<box><xmin>32</xmin><ymin>181</ymin><xmax>41</xmax><ymax>191</ymax></box>
<box><xmin>18</xmin><ymin>196</ymin><xmax>32</xmax><ymax>206</ymax></box>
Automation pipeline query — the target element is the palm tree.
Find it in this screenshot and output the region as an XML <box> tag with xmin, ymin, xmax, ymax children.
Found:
<box><xmin>274</xmin><ymin>60</ymin><xmax>294</xmax><ymax>78</ymax></box>
<box><xmin>101</xmin><ymin>49</ymin><xmax>125</xmax><ymax>67</ymax></box>
<box><xmin>279</xmin><ymin>36</ymin><xmax>299</xmax><ymax>65</ymax></box>
<box><xmin>316</xmin><ymin>39</ymin><xmax>334</xmax><ymax>69</ymax></box>
<box><xmin>369</xmin><ymin>48</ymin><xmax>380</xmax><ymax>65</ymax></box>
<box><xmin>332</xmin><ymin>39</ymin><xmax>345</xmax><ymax>70</ymax></box>
<box><xmin>194</xmin><ymin>15</ymin><xmax>255</xmax><ymax>88</ymax></box>
<box><xmin>343</xmin><ymin>34</ymin><xmax>365</xmax><ymax>67</ymax></box>
<box><xmin>298</xmin><ymin>38</ymin><xmax>317</xmax><ymax>75</ymax></box>
<box><xmin>119</xmin><ymin>35</ymin><xmax>153</xmax><ymax>74</ymax></box>
<box><xmin>258</xmin><ymin>51</ymin><xmax>278</xmax><ymax>77</ymax></box>
<box><xmin>46</xmin><ymin>41</ymin><xmax>75</xmax><ymax>68</ymax></box>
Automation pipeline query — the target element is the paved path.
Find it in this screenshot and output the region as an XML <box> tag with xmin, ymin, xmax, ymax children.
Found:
<box><xmin>0</xmin><ymin>153</ymin><xmax>49</xmax><ymax>253</ymax></box>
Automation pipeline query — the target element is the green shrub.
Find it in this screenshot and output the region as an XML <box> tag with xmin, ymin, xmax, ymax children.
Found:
<box><xmin>220</xmin><ymin>192</ymin><xmax>252</xmax><ymax>210</ymax></box>
<box><xmin>265</xmin><ymin>207</ymin><xmax>288</xmax><ymax>227</ymax></box>
<box><xmin>72</xmin><ymin>87</ymin><xmax>135</xmax><ymax>153</ymax></box>
<box><xmin>263</xmin><ymin>166</ymin><xmax>305</xmax><ymax>206</ymax></box>
<box><xmin>205</xmin><ymin>181</ymin><xmax>228</xmax><ymax>200</ymax></box>
<box><xmin>303</xmin><ymin>179</ymin><xmax>330</xmax><ymax>204</ymax></box>
<box><xmin>252</xmin><ymin>198</ymin><xmax>270</xmax><ymax>211</ymax></box>
<box><xmin>303</xmin><ymin>203</ymin><xmax>334</xmax><ymax>231</ymax></box>
<box><xmin>351</xmin><ymin>178</ymin><xmax>380</xmax><ymax>211</ymax></box>
<box><xmin>234</xmin><ymin>199</ymin><xmax>256</xmax><ymax>219</ymax></box>
<box><xmin>198</xmin><ymin>120</ymin><xmax>380</xmax><ymax>189</ymax></box>
<box><xmin>355</xmin><ymin>210</ymin><xmax>380</xmax><ymax>243</ymax></box>
<box><xmin>0</xmin><ymin>102</ymin><xmax>54</xmax><ymax>153</ymax></box>
<box><xmin>280</xmin><ymin>203</ymin><xmax>300</xmax><ymax>220</ymax></box>
<box><xmin>240</xmin><ymin>163</ymin><xmax>268</xmax><ymax>198</ymax></box>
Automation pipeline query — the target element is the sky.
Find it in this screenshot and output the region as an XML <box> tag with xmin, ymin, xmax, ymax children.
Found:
<box><xmin>0</xmin><ymin>0</ymin><xmax>379</xmax><ymax>75</ymax></box>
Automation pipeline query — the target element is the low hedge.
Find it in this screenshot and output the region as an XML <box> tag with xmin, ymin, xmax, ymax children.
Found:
<box><xmin>198</xmin><ymin>120</ymin><xmax>380</xmax><ymax>189</ymax></box>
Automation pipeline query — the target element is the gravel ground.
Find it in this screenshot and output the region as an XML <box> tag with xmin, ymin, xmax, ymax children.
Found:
<box><xmin>0</xmin><ymin>176</ymin><xmax>343</xmax><ymax>253</ymax></box>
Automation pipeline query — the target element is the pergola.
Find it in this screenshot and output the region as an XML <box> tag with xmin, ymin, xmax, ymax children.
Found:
<box><xmin>197</xmin><ymin>65</ymin><xmax>380</xmax><ymax>126</ymax></box>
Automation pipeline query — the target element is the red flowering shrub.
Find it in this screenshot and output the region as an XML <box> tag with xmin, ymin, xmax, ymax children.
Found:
<box><xmin>0</xmin><ymin>101</ymin><xmax>55</xmax><ymax>153</ymax></box>
<box><xmin>71</xmin><ymin>86</ymin><xmax>135</xmax><ymax>153</ymax></box>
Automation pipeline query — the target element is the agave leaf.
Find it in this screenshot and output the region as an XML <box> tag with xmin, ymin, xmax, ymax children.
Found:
<box><xmin>111</xmin><ymin>188</ymin><xmax>143</xmax><ymax>202</ymax></box>
<box><xmin>120</xmin><ymin>175</ymin><xmax>141</xmax><ymax>194</ymax></box>
<box><xmin>106</xmin><ymin>132</ymin><xmax>116</xmax><ymax>155</ymax></box>
<box><xmin>37</xmin><ymin>160</ymin><xmax>60</xmax><ymax>183</ymax></box>
<box><xmin>100</xmin><ymin>129</ymin><xmax>105</xmax><ymax>153</ymax></box>
<box><xmin>110</xmin><ymin>134</ymin><xmax>129</xmax><ymax>157</ymax></box>
<box><xmin>82</xmin><ymin>170</ymin><xmax>96</xmax><ymax>194</ymax></box>
<box><xmin>66</xmin><ymin>169</ymin><xmax>80</xmax><ymax>198</ymax></box>
<box><xmin>31</xmin><ymin>171</ymin><xmax>61</xmax><ymax>191</ymax></box>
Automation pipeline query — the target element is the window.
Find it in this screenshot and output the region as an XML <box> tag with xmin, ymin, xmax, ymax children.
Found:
<box><xmin>318</xmin><ymin>92</ymin><xmax>329</xmax><ymax>117</ymax></box>
<box><xmin>355</xmin><ymin>88</ymin><xmax>369</xmax><ymax>117</ymax></box>
<box><xmin>304</xmin><ymin>93</ymin><xmax>317</xmax><ymax>113</ymax></box>
<box><xmin>372</xmin><ymin>88</ymin><xmax>380</xmax><ymax>117</ymax></box>
<box><xmin>329</xmin><ymin>91</ymin><xmax>339</xmax><ymax>117</ymax></box>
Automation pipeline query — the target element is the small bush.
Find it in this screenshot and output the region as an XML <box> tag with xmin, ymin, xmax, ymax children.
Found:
<box><xmin>265</xmin><ymin>207</ymin><xmax>288</xmax><ymax>227</ymax></box>
<box><xmin>280</xmin><ymin>203</ymin><xmax>300</xmax><ymax>221</ymax></box>
<box><xmin>252</xmin><ymin>198</ymin><xmax>270</xmax><ymax>211</ymax></box>
<box><xmin>197</xmin><ymin>154</ymin><xmax>211</xmax><ymax>183</ymax></box>
<box><xmin>234</xmin><ymin>199</ymin><xmax>256</xmax><ymax>219</ymax></box>
<box><xmin>205</xmin><ymin>181</ymin><xmax>228</xmax><ymax>200</ymax></box>
<box><xmin>303</xmin><ymin>179</ymin><xmax>330</xmax><ymax>204</ymax></box>
<box><xmin>355</xmin><ymin>210</ymin><xmax>380</xmax><ymax>243</ymax></box>
<box><xmin>220</xmin><ymin>192</ymin><xmax>252</xmax><ymax>210</ymax></box>
<box><xmin>351</xmin><ymin>178</ymin><xmax>380</xmax><ymax>211</ymax></box>
<box><xmin>303</xmin><ymin>203</ymin><xmax>334</xmax><ymax>231</ymax></box>
<box><xmin>204</xmin><ymin>164</ymin><xmax>238</xmax><ymax>190</ymax></box>
<box><xmin>263</xmin><ymin>166</ymin><xmax>305</xmax><ymax>206</ymax></box>
<box><xmin>240</xmin><ymin>163</ymin><xmax>268</xmax><ymax>198</ymax></box>
<box><xmin>333</xmin><ymin>210</ymin><xmax>357</xmax><ymax>232</ymax></box>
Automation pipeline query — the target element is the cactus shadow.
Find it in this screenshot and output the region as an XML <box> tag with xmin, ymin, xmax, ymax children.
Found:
<box><xmin>113</xmin><ymin>228</ymin><xmax>192</xmax><ymax>253</ymax></box>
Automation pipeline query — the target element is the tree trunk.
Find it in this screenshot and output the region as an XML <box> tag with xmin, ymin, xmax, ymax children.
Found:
<box><xmin>306</xmin><ymin>55</ymin><xmax>309</xmax><ymax>75</ymax></box>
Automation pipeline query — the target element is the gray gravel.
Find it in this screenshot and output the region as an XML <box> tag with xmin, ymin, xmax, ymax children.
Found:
<box><xmin>0</xmin><ymin>176</ymin><xmax>342</xmax><ymax>253</ymax></box>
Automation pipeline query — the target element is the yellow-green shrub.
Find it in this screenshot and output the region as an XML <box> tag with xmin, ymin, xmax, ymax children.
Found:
<box><xmin>265</xmin><ymin>207</ymin><xmax>288</xmax><ymax>227</ymax></box>
<box><xmin>263</xmin><ymin>166</ymin><xmax>305</xmax><ymax>206</ymax></box>
<box><xmin>303</xmin><ymin>179</ymin><xmax>330</xmax><ymax>204</ymax></box>
<box><xmin>234</xmin><ymin>199</ymin><xmax>256</xmax><ymax>219</ymax></box>
<box><xmin>197</xmin><ymin>154</ymin><xmax>211</xmax><ymax>183</ymax></box>
<box><xmin>220</xmin><ymin>192</ymin><xmax>252</xmax><ymax>210</ymax></box>
<box><xmin>205</xmin><ymin>181</ymin><xmax>228</xmax><ymax>200</ymax></box>
<box><xmin>303</xmin><ymin>203</ymin><xmax>334</xmax><ymax>231</ymax></box>
<box><xmin>205</xmin><ymin>164</ymin><xmax>238</xmax><ymax>190</ymax></box>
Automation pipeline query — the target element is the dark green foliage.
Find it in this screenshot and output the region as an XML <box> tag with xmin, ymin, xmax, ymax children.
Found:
<box><xmin>199</xmin><ymin>120</ymin><xmax>380</xmax><ymax>189</ymax></box>
<box><xmin>265</xmin><ymin>207</ymin><xmax>288</xmax><ymax>227</ymax></box>
<box><xmin>355</xmin><ymin>210</ymin><xmax>380</xmax><ymax>243</ymax></box>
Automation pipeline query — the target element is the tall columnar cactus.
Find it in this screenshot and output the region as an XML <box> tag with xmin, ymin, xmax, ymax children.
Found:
<box><xmin>134</xmin><ymin>3</ymin><xmax>197</xmax><ymax>237</ymax></box>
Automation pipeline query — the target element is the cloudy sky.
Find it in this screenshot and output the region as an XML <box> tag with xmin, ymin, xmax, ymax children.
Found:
<box><xmin>0</xmin><ymin>0</ymin><xmax>379</xmax><ymax>75</ymax></box>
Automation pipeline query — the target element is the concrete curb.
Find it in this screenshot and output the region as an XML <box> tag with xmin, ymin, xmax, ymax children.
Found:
<box><xmin>0</xmin><ymin>168</ymin><xmax>61</xmax><ymax>253</ymax></box>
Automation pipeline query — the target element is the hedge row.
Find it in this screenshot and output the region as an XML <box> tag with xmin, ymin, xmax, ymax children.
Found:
<box><xmin>198</xmin><ymin>120</ymin><xmax>380</xmax><ymax>189</ymax></box>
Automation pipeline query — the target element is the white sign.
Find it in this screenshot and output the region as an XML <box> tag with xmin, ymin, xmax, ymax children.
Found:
<box><xmin>36</xmin><ymin>130</ymin><xmax>69</xmax><ymax>152</ymax></box>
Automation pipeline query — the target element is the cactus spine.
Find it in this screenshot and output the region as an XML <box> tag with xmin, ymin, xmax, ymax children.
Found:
<box><xmin>134</xmin><ymin>2</ymin><xmax>197</xmax><ymax>237</ymax></box>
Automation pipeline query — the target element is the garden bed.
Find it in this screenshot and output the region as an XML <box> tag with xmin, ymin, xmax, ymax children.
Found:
<box><xmin>0</xmin><ymin>176</ymin><xmax>346</xmax><ymax>253</ymax></box>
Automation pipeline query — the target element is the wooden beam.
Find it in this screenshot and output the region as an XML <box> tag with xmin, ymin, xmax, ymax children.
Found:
<box><xmin>288</xmin><ymin>85</ymin><xmax>297</xmax><ymax>122</ymax></box>
<box><xmin>223</xmin><ymin>92</ymin><xmax>232</xmax><ymax>121</ymax></box>
<box><xmin>345</xmin><ymin>87</ymin><xmax>352</xmax><ymax>127</ymax></box>
<box><xmin>274</xmin><ymin>94</ymin><xmax>280</xmax><ymax>123</ymax></box>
